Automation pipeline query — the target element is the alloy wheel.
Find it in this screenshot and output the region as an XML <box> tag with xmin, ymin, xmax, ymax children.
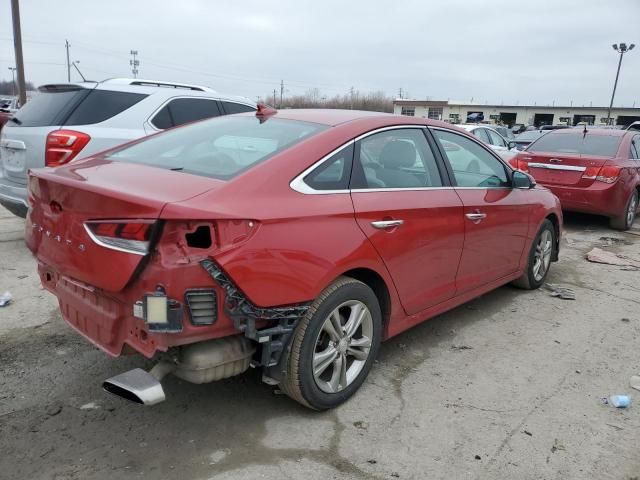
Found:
<box><xmin>312</xmin><ymin>300</ymin><xmax>373</xmax><ymax>394</ymax></box>
<box><xmin>627</xmin><ymin>193</ymin><xmax>638</xmax><ymax>228</ymax></box>
<box><xmin>532</xmin><ymin>229</ymin><xmax>553</xmax><ymax>282</ymax></box>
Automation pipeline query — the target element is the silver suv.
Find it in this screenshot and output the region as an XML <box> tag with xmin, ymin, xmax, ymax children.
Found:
<box><xmin>0</xmin><ymin>78</ymin><xmax>256</xmax><ymax>217</ymax></box>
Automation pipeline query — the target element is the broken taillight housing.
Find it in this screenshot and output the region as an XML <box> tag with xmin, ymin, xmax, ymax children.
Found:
<box><xmin>85</xmin><ymin>220</ymin><xmax>155</xmax><ymax>255</ymax></box>
<box><xmin>45</xmin><ymin>130</ymin><xmax>91</xmax><ymax>167</ymax></box>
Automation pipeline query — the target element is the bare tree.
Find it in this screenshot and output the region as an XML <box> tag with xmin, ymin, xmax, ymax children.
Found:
<box><xmin>265</xmin><ymin>88</ymin><xmax>393</xmax><ymax>112</ymax></box>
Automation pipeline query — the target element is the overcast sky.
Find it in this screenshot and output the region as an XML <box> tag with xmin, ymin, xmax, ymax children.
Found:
<box><xmin>1</xmin><ymin>0</ymin><xmax>638</xmax><ymax>106</ymax></box>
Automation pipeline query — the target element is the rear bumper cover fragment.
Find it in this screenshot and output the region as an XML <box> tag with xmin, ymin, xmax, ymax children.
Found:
<box><xmin>200</xmin><ymin>259</ymin><xmax>310</xmax><ymax>368</ymax></box>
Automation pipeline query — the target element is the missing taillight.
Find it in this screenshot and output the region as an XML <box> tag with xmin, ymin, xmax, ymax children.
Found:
<box><xmin>85</xmin><ymin>220</ymin><xmax>155</xmax><ymax>255</ymax></box>
<box><xmin>185</xmin><ymin>225</ymin><xmax>212</xmax><ymax>249</ymax></box>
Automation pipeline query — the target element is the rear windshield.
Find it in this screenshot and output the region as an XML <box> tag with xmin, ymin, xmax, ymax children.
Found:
<box><xmin>11</xmin><ymin>89</ymin><xmax>89</xmax><ymax>127</ymax></box>
<box><xmin>10</xmin><ymin>88</ymin><xmax>147</xmax><ymax>127</ymax></box>
<box><xmin>105</xmin><ymin>116</ymin><xmax>327</xmax><ymax>180</ymax></box>
<box><xmin>528</xmin><ymin>133</ymin><xmax>622</xmax><ymax>156</ymax></box>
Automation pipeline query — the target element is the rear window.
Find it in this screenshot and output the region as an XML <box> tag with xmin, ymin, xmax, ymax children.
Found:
<box><xmin>11</xmin><ymin>89</ymin><xmax>89</xmax><ymax>127</ymax></box>
<box><xmin>106</xmin><ymin>116</ymin><xmax>326</xmax><ymax>180</ymax></box>
<box><xmin>221</xmin><ymin>101</ymin><xmax>256</xmax><ymax>114</ymax></box>
<box><xmin>528</xmin><ymin>133</ymin><xmax>622</xmax><ymax>157</ymax></box>
<box><xmin>65</xmin><ymin>90</ymin><xmax>147</xmax><ymax>125</ymax></box>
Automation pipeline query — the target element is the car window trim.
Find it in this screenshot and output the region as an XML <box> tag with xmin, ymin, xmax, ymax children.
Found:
<box><xmin>290</xmin><ymin>125</ymin><xmax>451</xmax><ymax>195</ymax></box>
<box><xmin>428</xmin><ymin>126</ymin><xmax>515</xmax><ymax>189</ymax></box>
<box><xmin>147</xmin><ymin>95</ymin><xmax>221</xmax><ymax>131</ymax></box>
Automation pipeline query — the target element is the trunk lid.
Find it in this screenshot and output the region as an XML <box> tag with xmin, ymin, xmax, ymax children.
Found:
<box><xmin>518</xmin><ymin>152</ymin><xmax>609</xmax><ymax>186</ymax></box>
<box><xmin>26</xmin><ymin>159</ymin><xmax>224</xmax><ymax>292</ymax></box>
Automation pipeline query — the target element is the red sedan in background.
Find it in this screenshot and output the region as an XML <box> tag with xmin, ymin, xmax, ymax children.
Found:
<box><xmin>25</xmin><ymin>109</ymin><xmax>562</xmax><ymax>410</ymax></box>
<box><xmin>510</xmin><ymin>128</ymin><xmax>640</xmax><ymax>230</ymax></box>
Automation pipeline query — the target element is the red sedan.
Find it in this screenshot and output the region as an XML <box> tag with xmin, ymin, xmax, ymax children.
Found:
<box><xmin>510</xmin><ymin>128</ymin><xmax>640</xmax><ymax>230</ymax></box>
<box><xmin>25</xmin><ymin>108</ymin><xmax>562</xmax><ymax>410</ymax></box>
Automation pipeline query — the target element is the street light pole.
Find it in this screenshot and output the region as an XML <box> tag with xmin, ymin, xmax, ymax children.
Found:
<box><xmin>607</xmin><ymin>42</ymin><xmax>635</xmax><ymax>125</ymax></box>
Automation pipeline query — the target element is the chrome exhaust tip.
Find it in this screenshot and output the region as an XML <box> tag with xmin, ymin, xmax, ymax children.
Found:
<box><xmin>103</xmin><ymin>363</ymin><xmax>173</xmax><ymax>406</ymax></box>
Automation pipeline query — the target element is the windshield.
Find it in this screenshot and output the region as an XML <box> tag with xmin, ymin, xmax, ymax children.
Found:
<box><xmin>527</xmin><ymin>133</ymin><xmax>622</xmax><ymax>156</ymax></box>
<box><xmin>106</xmin><ymin>115</ymin><xmax>327</xmax><ymax>180</ymax></box>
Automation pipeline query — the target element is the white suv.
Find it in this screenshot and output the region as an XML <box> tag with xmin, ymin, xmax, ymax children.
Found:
<box><xmin>0</xmin><ymin>78</ymin><xmax>256</xmax><ymax>217</ymax></box>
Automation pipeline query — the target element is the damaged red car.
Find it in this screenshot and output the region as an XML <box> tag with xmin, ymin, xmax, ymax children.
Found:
<box><xmin>25</xmin><ymin>108</ymin><xmax>562</xmax><ymax>410</ymax></box>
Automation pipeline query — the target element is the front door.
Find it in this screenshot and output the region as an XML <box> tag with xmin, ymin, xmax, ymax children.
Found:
<box><xmin>431</xmin><ymin>129</ymin><xmax>530</xmax><ymax>294</ymax></box>
<box><xmin>350</xmin><ymin>127</ymin><xmax>465</xmax><ymax>315</ymax></box>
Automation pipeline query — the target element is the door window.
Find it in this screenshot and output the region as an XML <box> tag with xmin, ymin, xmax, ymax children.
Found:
<box><xmin>221</xmin><ymin>101</ymin><xmax>256</xmax><ymax>114</ymax></box>
<box><xmin>471</xmin><ymin>128</ymin><xmax>490</xmax><ymax>143</ymax></box>
<box><xmin>631</xmin><ymin>136</ymin><xmax>639</xmax><ymax>159</ymax></box>
<box><xmin>151</xmin><ymin>98</ymin><xmax>222</xmax><ymax>129</ymax></box>
<box><xmin>433</xmin><ymin>129</ymin><xmax>510</xmax><ymax>188</ymax></box>
<box><xmin>353</xmin><ymin>129</ymin><xmax>442</xmax><ymax>189</ymax></box>
<box><xmin>486</xmin><ymin>129</ymin><xmax>507</xmax><ymax>147</ymax></box>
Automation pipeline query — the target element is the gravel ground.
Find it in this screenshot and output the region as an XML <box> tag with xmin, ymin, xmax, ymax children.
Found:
<box><xmin>0</xmin><ymin>205</ymin><xmax>639</xmax><ymax>480</ymax></box>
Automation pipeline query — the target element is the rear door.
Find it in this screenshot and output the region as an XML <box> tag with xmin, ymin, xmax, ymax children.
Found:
<box><xmin>431</xmin><ymin>128</ymin><xmax>529</xmax><ymax>294</ymax></box>
<box><xmin>350</xmin><ymin>127</ymin><xmax>464</xmax><ymax>315</ymax></box>
<box><xmin>0</xmin><ymin>85</ymin><xmax>92</xmax><ymax>187</ymax></box>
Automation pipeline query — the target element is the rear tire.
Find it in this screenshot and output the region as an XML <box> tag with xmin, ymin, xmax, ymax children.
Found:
<box><xmin>280</xmin><ymin>277</ymin><xmax>382</xmax><ymax>410</ymax></box>
<box><xmin>610</xmin><ymin>190</ymin><xmax>638</xmax><ymax>231</ymax></box>
<box><xmin>512</xmin><ymin>219</ymin><xmax>555</xmax><ymax>290</ymax></box>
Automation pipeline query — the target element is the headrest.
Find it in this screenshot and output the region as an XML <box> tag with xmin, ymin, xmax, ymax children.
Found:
<box><xmin>379</xmin><ymin>140</ymin><xmax>416</xmax><ymax>169</ymax></box>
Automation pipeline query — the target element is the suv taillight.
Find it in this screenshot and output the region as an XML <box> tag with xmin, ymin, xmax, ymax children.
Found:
<box><xmin>85</xmin><ymin>221</ymin><xmax>155</xmax><ymax>255</ymax></box>
<box><xmin>45</xmin><ymin>130</ymin><xmax>91</xmax><ymax>167</ymax></box>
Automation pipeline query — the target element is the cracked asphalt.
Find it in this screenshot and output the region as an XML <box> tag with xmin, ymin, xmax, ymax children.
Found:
<box><xmin>1</xmin><ymin>204</ymin><xmax>639</xmax><ymax>480</ymax></box>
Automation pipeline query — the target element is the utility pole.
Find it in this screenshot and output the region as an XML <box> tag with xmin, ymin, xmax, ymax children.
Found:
<box><xmin>349</xmin><ymin>86</ymin><xmax>355</xmax><ymax>109</ymax></box>
<box><xmin>273</xmin><ymin>89</ymin><xmax>277</xmax><ymax>107</ymax></box>
<box><xmin>607</xmin><ymin>42</ymin><xmax>635</xmax><ymax>125</ymax></box>
<box><xmin>130</xmin><ymin>50</ymin><xmax>140</xmax><ymax>78</ymax></box>
<box><xmin>280</xmin><ymin>80</ymin><xmax>284</xmax><ymax>108</ymax></box>
<box><xmin>10</xmin><ymin>0</ymin><xmax>27</xmax><ymax>107</ymax></box>
<box><xmin>65</xmin><ymin>40</ymin><xmax>71</xmax><ymax>82</ymax></box>
<box><xmin>398</xmin><ymin>87</ymin><xmax>403</xmax><ymax>99</ymax></box>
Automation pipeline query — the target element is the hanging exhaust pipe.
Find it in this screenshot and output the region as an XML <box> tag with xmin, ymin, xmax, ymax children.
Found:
<box><xmin>103</xmin><ymin>361</ymin><xmax>175</xmax><ymax>406</ymax></box>
<box><xmin>102</xmin><ymin>336</ymin><xmax>255</xmax><ymax>406</ymax></box>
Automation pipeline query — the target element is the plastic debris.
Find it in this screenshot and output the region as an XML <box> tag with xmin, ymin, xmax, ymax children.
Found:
<box><xmin>544</xmin><ymin>284</ymin><xmax>576</xmax><ymax>300</ymax></box>
<box><xmin>0</xmin><ymin>291</ymin><xmax>12</xmax><ymax>307</ymax></box>
<box><xmin>585</xmin><ymin>248</ymin><xmax>640</xmax><ymax>269</ymax></box>
<box><xmin>608</xmin><ymin>395</ymin><xmax>631</xmax><ymax>408</ymax></box>
<box><xmin>631</xmin><ymin>375</ymin><xmax>640</xmax><ymax>392</ymax></box>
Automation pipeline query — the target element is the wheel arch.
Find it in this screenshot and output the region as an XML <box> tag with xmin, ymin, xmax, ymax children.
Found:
<box><xmin>545</xmin><ymin>212</ymin><xmax>561</xmax><ymax>261</ymax></box>
<box><xmin>339</xmin><ymin>267</ymin><xmax>392</xmax><ymax>335</ymax></box>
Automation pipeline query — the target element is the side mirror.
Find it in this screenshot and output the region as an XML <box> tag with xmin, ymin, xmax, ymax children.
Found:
<box><xmin>512</xmin><ymin>170</ymin><xmax>535</xmax><ymax>189</ymax></box>
<box><xmin>508</xmin><ymin>141</ymin><xmax>517</xmax><ymax>150</ymax></box>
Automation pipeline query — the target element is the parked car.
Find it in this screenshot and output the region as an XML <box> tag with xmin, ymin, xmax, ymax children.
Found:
<box><xmin>512</xmin><ymin>130</ymin><xmax>548</xmax><ymax>151</ymax></box>
<box><xmin>26</xmin><ymin>108</ymin><xmax>562</xmax><ymax>410</ymax></box>
<box><xmin>0</xmin><ymin>78</ymin><xmax>256</xmax><ymax>218</ymax></box>
<box><xmin>458</xmin><ymin>124</ymin><xmax>517</xmax><ymax>161</ymax></box>
<box><xmin>626</xmin><ymin>121</ymin><xmax>640</xmax><ymax>131</ymax></box>
<box><xmin>512</xmin><ymin>123</ymin><xmax>526</xmax><ymax>134</ymax></box>
<box><xmin>510</xmin><ymin>128</ymin><xmax>640</xmax><ymax>230</ymax></box>
<box><xmin>0</xmin><ymin>97</ymin><xmax>20</xmax><ymax>113</ymax></box>
<box><xmin>492</xmin><ymin>125</ymin><xmax>515</xmax><ymax>140</ymax></box>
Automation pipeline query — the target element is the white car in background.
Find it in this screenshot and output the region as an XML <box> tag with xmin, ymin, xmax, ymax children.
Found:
<box><xmin>0</xmin><ymin>78</ymin><xmax>256</xmax><ymax>217</ymax></box>
<box><xmin>458</xmin><ymin>124</ymin><xmax>518</xmax><ymax>162</ymax></box>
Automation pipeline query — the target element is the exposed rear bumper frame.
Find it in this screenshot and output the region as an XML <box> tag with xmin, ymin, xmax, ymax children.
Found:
<box><xmin>200</xmin><ymin>259</ymin><xmax>310</xmax><ymax>369</ymax></box>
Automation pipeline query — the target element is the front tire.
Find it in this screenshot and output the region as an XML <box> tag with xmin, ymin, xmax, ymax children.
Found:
<box><xmin>512</xmin><ymin>219</ymin><xmax>555</xmax><ymax>290</ymax></box>
<box><xmin>610</xmin><ymin>189</ymin><xmax>638</xmax><ymax>231</ymax></box>
<box><xmin>280</xmin><ymin>277</ymin><xmax>382</xmax><ymax>410</ymax></box>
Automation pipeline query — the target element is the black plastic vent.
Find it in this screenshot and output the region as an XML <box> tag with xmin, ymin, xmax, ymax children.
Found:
<box><xmin>185</xmin><ymin>289</ymin><xmax>217</xmax><ymax>326</ymax></box>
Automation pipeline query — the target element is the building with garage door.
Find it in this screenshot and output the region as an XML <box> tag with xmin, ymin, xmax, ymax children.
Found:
<box><xmin>393</xmin><ymin>99</ymin><xmax>640</xmax><ymax>128</ymax></box>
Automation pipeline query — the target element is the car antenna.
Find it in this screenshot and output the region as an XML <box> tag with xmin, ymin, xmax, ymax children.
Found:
<box><xmin>256</xmin><ymin>103</ymin><xmax>277</xmax><ymax>123</ymax></box>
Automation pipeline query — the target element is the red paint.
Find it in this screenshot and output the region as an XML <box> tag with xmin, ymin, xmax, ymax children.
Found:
<box><xmin>26</xmin><ymin>110</ymin><xmax>562</xmax><ymax>358</ymax></box>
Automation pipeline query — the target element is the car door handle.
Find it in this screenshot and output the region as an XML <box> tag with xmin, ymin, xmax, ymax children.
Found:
<box><xmin>371</xmin><ymin>220</ymin><xmax>404</xmax><ymax>229</ymax></box>
<box><xmin>465</xmin><ymin>212</ymin><xmax>487</xmax><ymax>222</ymax></box>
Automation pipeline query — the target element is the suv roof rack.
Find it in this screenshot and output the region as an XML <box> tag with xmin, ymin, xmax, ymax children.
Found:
<box><xmin>101</xmin><ymin>78</ymin><xmax>214</xmax><ymax>92</ymax></box>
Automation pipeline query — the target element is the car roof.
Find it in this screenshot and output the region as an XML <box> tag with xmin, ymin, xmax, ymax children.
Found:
<box><xmin>258</xmin><ymin>109</ymin><xmax>392</xmax><ymax>126</ymax></box>
<box><xmin>38</xmin><ymin>78</ymin><xmax>255</xmax><ymax>106</ymax></box>
<box><xmin>548</xmin><ymin>127</ymin><xmax>630</xmax><ymax>137</ymax></box>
